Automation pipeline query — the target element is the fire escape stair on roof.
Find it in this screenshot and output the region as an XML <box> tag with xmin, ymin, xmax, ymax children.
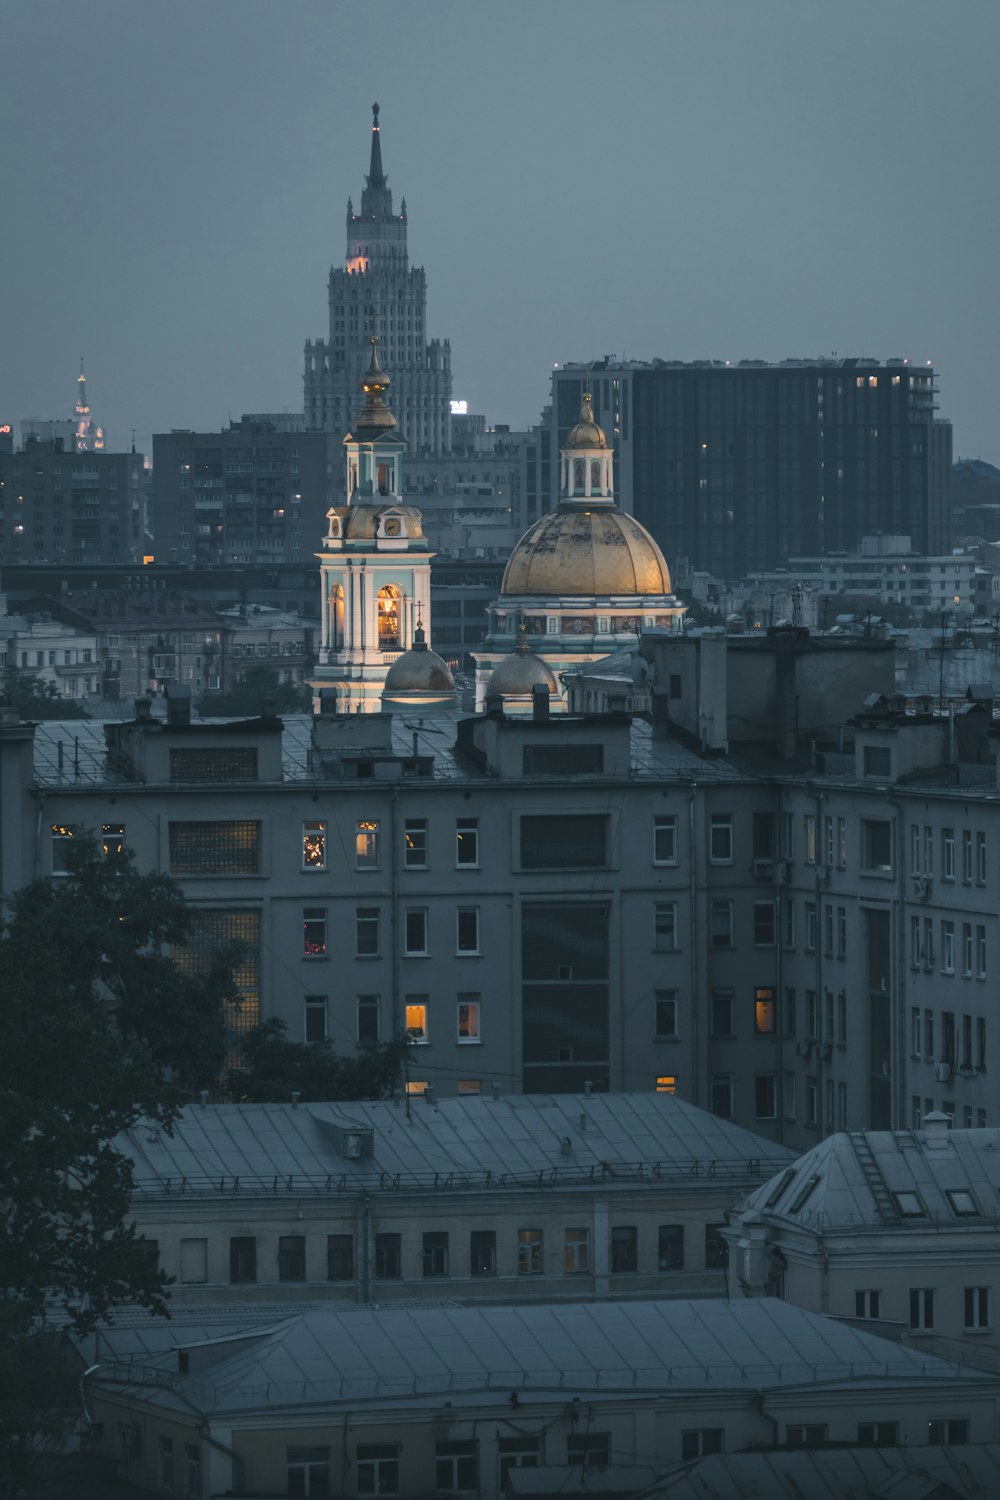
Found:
<box><xmin>849</xmin><ymin>1131</ymin><xmax>901</xmax><ymax>1226</ymax></box>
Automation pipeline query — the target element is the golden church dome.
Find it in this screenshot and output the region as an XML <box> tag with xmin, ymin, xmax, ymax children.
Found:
<box><xmin>501</xmin><ymin>505</ymin><xmax>673</xmax><ymax>597</ymax></box>
<box><xmin>383</xmin><ymin>627</ymin><xmax>455</xmax><ymax>693</ymax></box>
<box><xmin>565</xmin><ymin>393</ymin><xmax>607</xmax><ymax>449</ymax></box>
<box><xmin>487</xmin><ymin>629</ymin><xmax>558</xmax><ymax>697</ymax></box>
<box><xmin>349</xmin><ymin>338</ymin><xmax>399</xmax><ymax>440</ymax></box>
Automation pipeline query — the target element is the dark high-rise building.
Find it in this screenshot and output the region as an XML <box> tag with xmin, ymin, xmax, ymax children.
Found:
<box><xmin>303</xmin><ymin>104</ymin><xmax>452</xmax><ymax>459</ymax></box>
<box><xmin>0</xmin><ymin>436</ymin><xmax>147</xmax><ymax>565</ymax></box>
<box><xmin>151</xmin><ymin>422</ymin><xmax>334</xmax><ymax>566</ymax></box>
<box><xmin>552</xmin><ymin>358</ymin><xmax>952</xmax><ymax>579</ymax></box>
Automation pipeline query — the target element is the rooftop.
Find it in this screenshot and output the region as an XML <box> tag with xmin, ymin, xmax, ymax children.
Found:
<box><xmin>743</xmin><ymin>1125</ymin><xmax>1000</xmax><ymax>1232</ymax></box>
<box><xmin>90</xmin><ymin>1297</ymin><xmax>992</xmax><ymax>1417</ymax></box>
<box><xmin>117</xmin><ymin>1091</ymin><xmax>794</xmax><ymax>1203</ymax></box>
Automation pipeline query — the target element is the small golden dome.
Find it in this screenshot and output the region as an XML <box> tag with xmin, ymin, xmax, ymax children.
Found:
<box><xmin>565</xmin><ymin>393</ymin><xmax>607</xmax><ymax>450</ymax></box>
<box><xmin>487</xmin><ymin>629</ymin><xmax>558</xmax><ymax>697</ymax></box>
<box><xmin>501</xmin><ymin>506</ymin><xmax>673</xmax><ymax>597</ymax></box>
<box><xmin>342</xmin><ymin>504</ymin><xmax>423</xmax><ymax>541</ymax></box>
<box><xmin>351</xmin><ymin>338</ymin><xmax>398</xmax><ymax>438</ymax></box>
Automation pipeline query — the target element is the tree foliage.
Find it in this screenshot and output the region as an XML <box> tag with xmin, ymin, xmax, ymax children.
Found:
<box><xmin>228</xmin><ymin>1019</ymin><xmax>408</xmax><ymax>1103</ymax></box>
<box><xmin>2</xmin><ymin>669</ymin><xmax>89</xmax><ymax>719</ymax></box>
<box><xmin>197</xmin><ymin>664</ymin><xmax>308</xmax><ymax>718</ymax></box>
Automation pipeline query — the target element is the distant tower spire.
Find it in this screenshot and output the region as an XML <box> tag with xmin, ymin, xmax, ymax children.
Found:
<box><xmin>367</xmin><ymin>101</ymin><xmax>385</xmax><ymax>189</ymax></box>
<box><xmin>75</xmin><ymin>357</ymin><xmax>91</xmax><ymax>452</ymax></box>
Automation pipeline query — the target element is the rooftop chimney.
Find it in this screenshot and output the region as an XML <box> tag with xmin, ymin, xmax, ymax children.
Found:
<box><xmin>923</xmin><ymin>1110</ymin><xmax>951</xmax><ymax>1149</ymax></box>
<box><xmin>165</xmin><ymin>684</ymin><xmax>192</xmax><ymax>726</ymax></box>
<box><xmin>532</xmin><ymin>683</ymin><xmax>550</xmax><ymax>722</ymax></box>
<box><xmin>135</xmin><ymin>695</ymin><xmax>153</xmax><ymax>721</ymax></box>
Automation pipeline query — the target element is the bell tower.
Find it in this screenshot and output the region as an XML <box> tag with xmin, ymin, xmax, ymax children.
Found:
<box><xmin>311</xmin><ymin>340</ymin><xmax>434</xmax><ymax>713</ymax></box>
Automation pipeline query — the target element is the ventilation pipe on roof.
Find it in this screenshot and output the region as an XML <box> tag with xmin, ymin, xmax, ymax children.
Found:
<box><xmin>923</xmin><ymin>1110</ymin><xmax>951</xmax><ymax>1149</ymax></box>
<box><xmin>584</xmin><ymin>1081</ymin><xmax>593</xmax><ymax>1096</ymax></box>
<box><xmin>291</xmin><ymin>1091</ymin><xmax>300</xmax><ymax>1108</ymax></box>
<box><xmin>199</xmin><ymin>1090</ymin><xmax>209</xmax><ymax>1109</ymax></box>
<box><xmin>560</xmin><ymin>1137</ymin><xmax>572</xmax><ymax>1157</ymax></box>
<box><xmin>491</xmin><ymin>1082</ymin><xmax>501</xmax><ymax>1101</ymax></box>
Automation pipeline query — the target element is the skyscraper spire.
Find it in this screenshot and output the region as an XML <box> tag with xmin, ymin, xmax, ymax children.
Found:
<box><xmin>367</xmin><ymin>101</ymin><xmax>386</xmax><ymax>189</ymax></box>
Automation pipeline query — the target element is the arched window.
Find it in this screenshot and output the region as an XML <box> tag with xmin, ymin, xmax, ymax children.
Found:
<box><xmin>377</xmin><ymin>585</ymin><xmax>401</xmax><ymax>650</ymax></box>
<box><xmin>574</xmin><ymin>459</ymin><xmax>585</xmax><ymax>491</ymax></box>
<box><xmin>329</xmin><ymin>585</ymin><xmax>345</xmax><ymax>650</ymax></box>
<box><xmin>377</xmin><ymin>461</ymin><xmax>390</xmax><ymax>496</ymax></box>
<box><xmin>591</xmin><ymin>460</ymin><xmax>602</xmax><ymax>493</ymax></box>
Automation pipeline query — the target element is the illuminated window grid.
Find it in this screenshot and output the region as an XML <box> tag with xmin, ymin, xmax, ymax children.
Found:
<box><xmin>168</xmin><ymin>820</ymin><xmax>259</xmax><ymax>875</ymax></box>
<box><xmin>168</xmin><ymin>746</ymin><xmax>257</xmax><ymax>783</ymax></box>
<box><xmin>174</xmin><ymin>909</ymin><xmax>260</xmax><ymax>1064</ymax></box>
<box><xmin>302</xmin><ymin>820</ymin><xmax>327</xmax><ymax>870</ymax></box>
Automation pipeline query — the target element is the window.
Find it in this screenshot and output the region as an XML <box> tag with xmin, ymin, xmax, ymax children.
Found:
<box><xmin>654</xmin><ymin>901</ymin><xmax>678</xmax><ymax>950</ymax></box>
<box><xmin>976</xmin><ymin>925</ymin><xmax>987</xmax><ymax>979</ymax></box>
<box><xmin>806</xmin><ymin>1077</ymin><xmax>818</xmax><ymax>1126</ymax></box>
<box><xmin>184</xmin><ymin>1443</ymin><xmax>201</xmax><ymax>1499</ymax></box>
<box><xmin>805</xmin><ymin>903</ymin><xmax>818</xmax><ymax>952</ymax></box>
<box><xmin>783</xmin><ymin>897</ymin><xmax>795</xmax><ymax>949</ymax></box>
<box><xmin>783</xmin><ymin>1070</ymin><xmax>796</xmax><ymax>1120</ymax></box>
<box><xmin>403</xmin><ymin>817</ymin><xmax>427</xmax><ymax>868</ymax></box>
<box><xmin>358</xmin><ymin>994</ymin><xmax>380</xmax><ymax>1043</ymax></box>
<box><xmin>278</xmin><ymin>1235</ymin><xmax>306</xmax><ymax>1282</ymax></box>
<box><xmin>564</xmin><ymin>1227</ymin><xmax>590</xmax><ymax>1273</ymax></box>
<box><xmin>862</xmin><ymin>819</ymin><xmax>892</xmax><ymax>872</ymax></box>
<box><xmin>804</xmin><ymin>814</ymin><xmax>817</xmax><ymax>864</ymax></box>
<box><xmin>374</xmin><ymin>1234</ymin><xmax>401</xmax><ymax>1278</ymax></box>
<box><xmin>655</xmin><ymin>1074</ymin><xmax>677</xmax><ymax>1093</ymax></box>
<box><xmin>780</xmin><ymin>812</ymin><xmax>794</xmax><ymax>859</ymax></box>
<box><xmin>422</xmin><ymin>1231</ymin><xmax>449</xmax><ymax>1277</ymax></box>
<box><xmin>855</xmin><ymin>1289</ymin><xmax>881</xmax><ymax>1319</ymax></box>
<box><xmin>941</xmin><ymin>920</ymin><xmax>955</xmax><ymax>973</ymax></box>
<box><xmin>711</xmin><ymin>1075</ymin><xmax>733</xmax><ymax>1119</ymax></box>
<box><xmin>964</xmin><ymin>1286</ymin><xmax>990</xmax><ymax>1330</ymax></box>
<box><xmin>229</xmin><ymin>1236</ymin><xmax>256</xmax><ymax>1283</ymax></box>
<box><xmin>755</xmin><ymin>1074</ymin><xmax>777</xmax><ymax>1119</ymax></box>
<box><xmin>928</xmin><ymin>1419</ymin><xmax>968</xmax><ymax>1446</ymax></box>
<box><xmin>752</xmin><ymin>811</ymin><xmax>775</xmax><ymax>858</ymax></box>
<box><xmin>947</xmin><ymin>1188</ymin><xmax>979</xmax><ymax>1217</ymax></box>
<box><xmin>710</xmin><ymin>900</ymin><xmax>733</xmax><ymax>948</ymax></box>
<box><xmin>977</xmin><ymin>831</ymin><xmax>987</xmax><ymax>884</ymax></box>
<box><xmin>166</xmin><ymin>819</ymin><xmax>261</xmax><ymax>878</ymax></box>
<box><xmin>304</xmin><ymin>995</ymin><xmax>327</xmax><ymax>1042</ymax></box>
<box><xmin>520</xmin><ymin>814</ymin><xmax>607</xmax><ymax>869</ymax></box>
<box><xmin>923</xmin><ymin>918</ymin><xmax>935</xmax><ymax>968</ymax></box>
<box><xmin>49</xmin><ymin>823</ymin><xmax>76</xmax><ymax>874</ymax></box>
<box><xmin>470</xmin><ymin>1229</ymin><xmax>496</xmax><ymax>1276</ymax></box>
<box><xmin>159</xmin><ymin>1436</ymin><xmax>174</xmax><ymax>1488</ymax></box>
<box><xmin>436</xmin><ymin>1440</ymin><xmax>477</xmax><ymax>1491</ymax></box>
<box><xmin>303</xmin><ymin>908</ymin><xmax>327</xmax><ymax>957</ymax></box>
<box><xmin>517</xmin><ymin>1228</ymin><xmax>542</xmax><ymax>1274</ymax></box>
<box><xmin>977</xmin><ymin>1016</ymin><xmax>986</xmax><ymax>1069</ymax></box>
<box><xmin>655</xmin><ymin>990</ymin><xmax>678</xmax><ymax>1039</ymax></box>
<box><xmin>357</xmin><ymin>1444</ymin><xmax>399</xmax><ymax>1495</ymax></box>
<box><xmin>457</xmin><ymin>1079</ymin><xmax>481</xmax><ymax>1095</ymax></box>
<box><xmin>498</xmin><ymin>1436</ymin><xmax>541</xmax><ymax>1484</ymax></box>
<box><xmin>405</xmin><ymin>1000</ymin><xmax>428</xmax><ymax>1043</ymax></box>
<box><xmin>456</xmin><ymin>907</ymin><xmax>480</xmax><ymax>953</ymax></box>
<box><xmin>180</xmin><ymin>1238</ymin><xmax>207</xmax><ymax>1284</ymax></box>
<box><xmin>610</xmin><ymin>1225</ymin><xmax>637</xmax><ymax>1273</ymax></box>
<box><xmin>455</xmin><ymin>816</ymin><xmax>479</xmax><ymax>866</ymax></box>
<box><xmin>567</xmin><ymin>1434</ymin><xmax>610</xmax><ymax>1468</ymax></box>
<box><xmin>753</xmin><ymin>900</ymin><xmax>776</xmax><ymax>945</ymax></box>
<box><xmin>824</xmin><ymin>905</ymin><xmax>834</xmax><ymax>955</ymax></box>
<box><xmin>168</xmin><ymin>747</ymin><xmax>256</xmax><ymax>783</ymax></box>
<box><xmin>837</xmin><ymin>905</ymin><xmax>847</xmax><ymax>957</ymax></box>
<box><xmin>754</xmin><ymin>988</ymin><xmax>776</xmax><ymax>1034</ymax></box>
<box><xmin>681</xmin><ymin>1430</ymin><xmax>724</xmax><ymax>1460</ymax></box>
<box><xmin>711</xmin><ymin>989</ymin><xmax>734</xmax><ymax>1037</ymax></box>
<box><xmin>355</xmin><ymin>820</ymin><xmax>379</xmax><ymax>868</ymax></box>
<box><xmin>863</xmin><ymin>745</ymin><xmax>891</xmax><ymax>778</ymax></box>
<box><xmin>457</xmin><ymin>995</ymin><xmax>480</xmax><ymax>1042</ymax></box>
<box><xmin>287</xmin><ymin>1446</ymin><xmax>329</xmax><ymax>1494</ymax></box>
<box><xmin>327</xmin><ymin>1234</ymin><xmax>353</xmax><ymax>1280</ymax></box>
<box><xmin>403</xmin><ymin>908</ymin><xmax>428</xmax><ymax>955</ymax></box>
<box><xmin>909</xmin><ymin>1287</ymin><xmax>935</xmax><ymax>1330</ymax></box>
<box><xmin>786</xmin><ymin>1425</ymin><xmax>827</xmax><ymax>1446</ymax></box>
<box><xmin>101</xmin><ymin>823</ymin><xmax>125</xmax><ymax>859</ymax></box>
<box><xmin>658</xmin><ymin>1224</ymin><xmax>684</xmax><ymax>1270</ymax></box>
<box><xmin>356</xmin><ymin>907</ymin><xmax>380</xmax><ymax>957</ymax></box>
<box><xmin>653</xmin><ymin>814</ymin><xmax>677</xmax><ymax>864</ymax></box>
<box><xmin>705</xmin><ymin>1224</ymin><xmax>728</xmax><ymax>1269</ymax></box>
<box><xmin>942</xmin><ymin>827</ymin><xmax>955</xmax><ymax>880</ymax></box>
<box><xmin>963</xmin><ymin>830</ymin><xmax>974</xmax><ymax>883</ymax></box>
<box><xmin>823</xmin><ymin>814</ymin><xmax>835</xmax><ymax>865</ymax></box>
<box><xmin>709</xmin><ymin>814</ymin><xmax>733</xmax><ymax>863</ymax></box>
<box><xmin>302</xmin><ymin>820</ymin><xmax>326</xmax><ymax>870</ymax></box>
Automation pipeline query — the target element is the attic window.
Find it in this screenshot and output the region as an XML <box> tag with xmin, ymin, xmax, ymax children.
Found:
<box><xmin>893</xmin><ymin>1191</ymin><xmax>925</xmax><ymax>1217</ymax></box>
<box><xmin>946</xmin><ymin>1189</ymin><xmax>980</xmax><ymax>1217</ymax></box>
<box><xmin>764</xmin><ymin>1167</ymin><xmax>798</xmax><ymax>1208</ymax></box>
<box><xmin>787</xmin><ymin>1174</ymin><xmax>821</xmax><ymax>1214</ymax></box>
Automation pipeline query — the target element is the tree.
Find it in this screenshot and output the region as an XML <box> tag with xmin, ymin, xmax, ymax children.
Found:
<box><xmin>197</xmin><ymin>664</ymin><xmax>308</xmax><ymax>718</ymax></box>
<box><xmin>0</xmin><ymin>837</ymin><xmax>242</xmax><ymax>1491</ymax></box>
<box><xmin>1</xmin><ymin>670</ymin><xmax>88</xmax><ymax>719</ymax></box>
<box><xmin>228</xmin><ymin>1019</ymin><xmax>408</xmax><ymax>1103</ymax></box>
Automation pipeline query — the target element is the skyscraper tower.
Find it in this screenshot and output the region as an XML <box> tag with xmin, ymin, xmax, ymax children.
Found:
<box><xmin>304</xmin><ymin>104</ymin><xmax>452</xmax><ymax>467</ymax></box>
<box><xmin>73</xmin><ymin>359</ymin><xmax>105</xmax><ymax>451</ymax></box>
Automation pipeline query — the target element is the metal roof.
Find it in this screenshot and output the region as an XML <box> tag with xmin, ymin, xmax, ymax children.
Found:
<box><xmin>118</xmin><ymin>1091</ymin><xmax>794</xmax><ymax>1202</ymax></box>
<box><xmin>91</xmin><ymin>1297</ymin><xmax>993</xmax><ymax>1418</ymax></box>
<box><xmin>743</xmin><ymin>1126</ymin><xmax>1000</xmax><ymax>1231</ymax></box>
<box><xmin>630</xmin><ymin>1444</ymin><xmax>1000</xmax><ymax>1499</ymax></box>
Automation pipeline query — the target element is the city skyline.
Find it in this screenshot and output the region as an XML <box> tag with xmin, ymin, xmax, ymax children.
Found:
<box><xmin>1</xmin><ymin>0</ymin><xmax>998</xmax><ymax>464</ymax></box>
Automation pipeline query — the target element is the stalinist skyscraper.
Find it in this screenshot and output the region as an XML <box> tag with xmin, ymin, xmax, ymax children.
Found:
<box><xmin>303</xmin><ymin>105</ymin><xmax>452</xmax><ymax>464</ymax></box>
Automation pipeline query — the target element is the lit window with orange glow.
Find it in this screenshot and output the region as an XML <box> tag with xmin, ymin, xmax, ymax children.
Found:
<box><xmin>51</xmin><ymin>823</ymin><xmax>77</xmax><ymax>873</ymax></box>
<box><xmin>656</xmin><ymin>1076</ymin><xmax>677</xmax><ymax>1094</ymax></box>
<box><xmin>406</xmin><ymin>1080</ymin><xmax>429</xmax><ymax>1096</ymax></box>
<box><xmin>302</xmin><ymin>820</ymin><xmax>327</xmax><ymax>871</ymax></box>
<box><xmin>345</xmin><ymin>256</ymin><xmax>369</xmax><ymax>275</ymax></box>
<box><xmin>754</xmin><ymin>988</ymin><xmax>777</xmax><ymax>1034</ymax></box>
<box><xmin>405</xmin><ymin>1001</ymin><xmax>428</xmax><ymax>1043</ymax></box>
<box><xmin>355</xmin><ymin>820</ymin><xmax>379</xmax><ymax>869</ymax></box>
<box><xmin>101</xmin><ymin>823</ymin><xmax>126</xmax><ymax>860</ymax></box>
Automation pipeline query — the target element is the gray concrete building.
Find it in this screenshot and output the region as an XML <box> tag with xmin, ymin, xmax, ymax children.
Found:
<box><xmin>0</xmin><ymin>435</ymin><xmax>147</xmax><ymax>565</ymax></box>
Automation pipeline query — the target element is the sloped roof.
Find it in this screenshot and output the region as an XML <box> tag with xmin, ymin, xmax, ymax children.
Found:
<box><xmin>633</xmin><ymin>1444</ymin><xmax>1000</xmax><ymax>1499</ymax></box>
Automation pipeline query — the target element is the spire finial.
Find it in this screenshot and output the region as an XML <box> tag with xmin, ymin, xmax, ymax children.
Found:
<box><xmin>367</xmin><ymin>101</ymin><xmax>386</xmax><ymax>189</ymax></box>
<box><xmin>372</xmin><ymin>101</ymin><xmax>379</xmax><ymax>127</ymax></box>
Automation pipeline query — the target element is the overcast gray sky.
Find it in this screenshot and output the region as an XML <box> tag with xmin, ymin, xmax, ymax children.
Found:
<box><xmin>1</xmin><ymin>0</ymin><xmax>998</xmax><ymax>461</ymax></box>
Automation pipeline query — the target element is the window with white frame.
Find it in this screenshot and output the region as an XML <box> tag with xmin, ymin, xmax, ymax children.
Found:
<box><xmin>654</xmin><ymin>901</ymin><xmax>678</xmax><ymax>950</ymax></box>
<box><xmin>50</xmin><ymin>823</ymin><xmax>77</xmax><ymax>873</ymax></box>
<box><xmin>753</xmin><ymin>900</ymin><xmax>776</xmax><ymax>946</ymax></box>
<box><xmin>655</xmin><ymin>990</ymin><xmax>678</xmax><ymax>1039</ymax></box>
<box><xmin>356</xmin><ymin>1444</ymin><xmax>399</xmax><ymax>1496</ymax></box>
<box><xmin>977</xmin><ymin>831</ymin><xmax>987</xmax><ymax>884</ymax></box>
<box><xmin>304</xmin><ymin>995</ymin><xmax>327</xmax><ymax>1043</ymax></box>
<box><xmin>681</xmin><ymin>1429</ymin><xmax>724</xmax><ymax>1460</ymax></box>
<box><xmin>653</xmin><ymin>814</ymin><xmax>677</xmax><ymax>864</ymax></box>
<box><xmin>403</xmin><ymin>817</ymin><xmax>428</xmax><ymax>868</ymax></box>
<box><xmin>456</xmin><ymin>907</ymin><xmax>480</xmax><ymax>953</ymax></box>
<box><xmin>855</xmin><ymin>1289</ymin><xmax>881</xmax><ymax>1318</ymax></box>
<box><xmin>964</xmin><ymin>1286</ymin><xmax>990</xmax><ymax>1331</ymax></box>
<box><xmin>356</xmin><ymin>907</ymin><xmax>380</xmax><ymax>957</ymax></box>
<box><xmin>909</xmin><ymin>1287</ymin><xmax>935</xmax><ymax>1330</ymax></box>
<box><xmin>941</xmin><ymin>920</ymin><xmax>955</xmax><ymax>973</ymax></box>
<box><xmin>709</xmin><ymin>814</ymin><xmax>733</xmax><ymax>863</ymax></box>
<box><xmin>405</xmin><ymin>998</ymin><xmax>429</xmax><ymax>1043</ymax></box>
<box><xmin>455</xmin><ymin>816</ymin><xmax>479</xmax><ymax>866</ymax></box>
<box><xmin>976</xmin><ymin>924</ymin><xmax>987</xmax><ymax>978</ymax></box>
<box><xmin>303</xmin><ymin>908</ymin><xmax>327</xmax><ymax>958</ymax></box>
<box><xmin>962</xmin><ymin>830</ymin><xmax>974</xmax><ymax>883</ymax></box>
<box><xmin>355</xmin><ymin>819</ymin><xmax>379</xmax><ymax>869</ymax></box>
<box><xmin>563</xmin><ymin>1227</ymin><xmax>590</xmax><ymax>1273</ymax></box>
<box><xmin>710</xmin><ymin>899</ymin><xmax>733</xmax><ymax>948</ymax></box>
<box><xmin>302</xmin><ymin>820</ymin><xmax>326</xmax><ymax>870</ymax></box>
<box><xmin>357</xmin><ymin>994</ymin><xmax>380</xmax><ymax>1043</ymax></box>
<box><xmin>942</xmin><ymin>827</ymin><xmax>955</xmax><ymax>880</ymax></box>
<box><xmin>403</xmin><ymin>908</ymin><xmax>428</xmax><ymax>955</ymax></box>
<box><xmin>457</xmin><ymin>994</ymin><xmax>480</xmax><ymax>1042</ymax></box>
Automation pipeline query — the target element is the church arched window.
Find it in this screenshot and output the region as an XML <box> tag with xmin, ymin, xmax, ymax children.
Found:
<box><xmin>591</xmin><ymin>460</ymin><xmax>602</xmax><ymax>493</ymax></box>
<box><xmin>574</xmin><ymin>459</ymin><xmax>585</xmax><ymax>491</ymax></box>
<box><xmin>377</xmin><ymin>585</ymin><xmax>401</xmax><ymax>651</ymax></box>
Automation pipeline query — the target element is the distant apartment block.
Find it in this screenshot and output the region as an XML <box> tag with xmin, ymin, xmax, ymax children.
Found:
<box><xmin>0</xmin><ymin>436</ymin><xmax>147</xmax><ymax>565</ymax></box>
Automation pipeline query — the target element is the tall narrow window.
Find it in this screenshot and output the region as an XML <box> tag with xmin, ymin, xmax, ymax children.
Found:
<box><xmin>303</xmin><ymin>908</ymin><xmax>327</xmax><ymax>958</ymax></box>
<box><xmin>404</xmin><ymin>908</ymin><xmax>428</xmax><ymax>955</ymax></box>
<box><xmin>456</xmin><ymin>907</ymin><xmax>480</xmax><ymax>953</ymax></box>
<box><xmin>455</xmin><ymin>816</ymin><xmax>479</xmax><ymax>866</ymax></box>
<box><xmin>653</xmin><ymin>814</ymin><xmax>677</xmax><ymax>864</ymax></box>
<box><xmin>457</xmin><ymin>995</ymin><xmax>480</xmax><ymax>1042</ymax></box>
<box><xmin>302</xmin><ymin>820</ymin><xmax>326</xmax><ymax>870</ymax></box>
<box><xmin>404</xmin><ymin>818</ymin><xmax>428</xmax><ymax>868</ymax></box>
<box><xmin>304</xmin><ymin>996</ymin><xmax>327</xmax><ymax>1043</ymax></box>
<box><xmin>654</xmin><ymin>902</ymin><xmax>678</xmax><ymax>950</ymax></box>
<box><xmin>405</xmin><ymin>999</ymin><xmax>428</xmax><ymax>1043</ymax></box>
<box><xmin>357</xmin><ymin>994</ymin><xmax>380</xmax><ymax>1042</ymax></box>
<box><xmin>101</xmin><ymin>823</ymin><xmax>126</xmax><ymax>859</ymax></box>
<box><xmin>355</xmin><ymin>819</ymin><xmax>379</xmax><ymax>869</ymax></box>
<box><xmin>356</xmin><ymin>907</ymin><xmax>380</xmax><ymax>957</ymax></box>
